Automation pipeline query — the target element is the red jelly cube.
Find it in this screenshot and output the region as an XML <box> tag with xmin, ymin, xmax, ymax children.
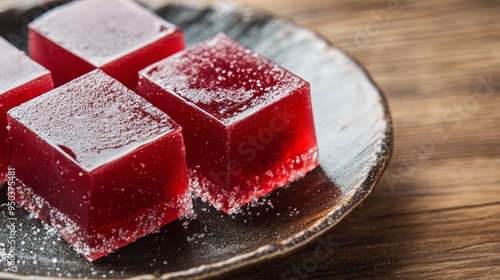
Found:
<box><xmin>0</xmin><ymin>37</ymin><xmax>53</xmax><ymax>184</ymax></box>
<box><xmin>138</xmin><ymin>33</ymin><xmax>319</xmax><ymax>214</ymax></box>
<box><xmin>29</xmin><ymin>0</ymin><xmax>184</xmax><ymax>89</ymax></box>
<box><xmin>8</xmin><ymin>70</ymin><xmax>191</xmax><ymax>261</ymax></box>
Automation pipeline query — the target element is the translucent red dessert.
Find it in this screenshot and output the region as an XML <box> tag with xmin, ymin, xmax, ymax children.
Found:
<box><xmin>28</xmin><ymin>0</ymin><xmax>184</xmax><ymax>89</ymax></box>
<box><xmin>7</xmin><ymin>70</ymin><xmax>191</xmax><ymax>261</ymax></box>
<box><xmin>138</xmin><ymin>33</ymin><xmax>319</xmax><ymax>214</ymax></box>
<box><xmin>0</xmin><ymin>37</ymin><xmax>53</xmax><ymax>184</ymax></box>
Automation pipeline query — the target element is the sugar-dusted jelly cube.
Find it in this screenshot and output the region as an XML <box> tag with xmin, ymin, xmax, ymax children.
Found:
<box><xmin>138</xmin><ymin>33</ymin><xmax>319</xmax><ymax>214</ymax></box>
<box><xmin>0</xmin><ymin>37</ymin><xmax>53</xmax><ymax>184</ymax></box>
<box><xmin>29</xmin><ymin>0</ymin><xmax>184</xmax><ymax>89</ymax></box>
<box><xmin>8</xmin><ymin>70</ymin><xmax>190</xmax><ymax>261</ymax></box>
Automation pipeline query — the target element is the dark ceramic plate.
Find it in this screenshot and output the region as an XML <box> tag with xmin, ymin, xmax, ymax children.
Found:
<box><xmin>0</xmin><ymin>1</ymin><xmax>393</xmax><ymax>279</ymax></box>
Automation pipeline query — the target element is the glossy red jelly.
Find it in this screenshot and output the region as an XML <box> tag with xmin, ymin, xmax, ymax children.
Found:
<box><xmin>138</xmin><ymin>33</ymin><xmax>319</xmax><ymax>214</ymax></box>
<box><xmin>29</xmin><ymin>0</ymin><xmax>184</xmax><ymax>89</ymax></box>
<box><xmin>7</xmin><ymin>70</ymin><xmax>191</xmax><ymax>261</ymax></box>
<box><xmin>0</xmin><ymin>37</ymin><xmax>53</xmax><ymax>184</ymax></box>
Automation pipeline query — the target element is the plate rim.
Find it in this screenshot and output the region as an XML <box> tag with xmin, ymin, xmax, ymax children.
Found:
<box><xmin>0</xmin><ymin>2</ymin><xmax>394</xmax><ymax>280</ymax></box>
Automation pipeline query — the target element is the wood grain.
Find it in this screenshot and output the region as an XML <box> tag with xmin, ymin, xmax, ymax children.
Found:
<box><xmin>233</xmin><ymin>0</ymin><xmax>500</xmax><ymax>279</ymax></box>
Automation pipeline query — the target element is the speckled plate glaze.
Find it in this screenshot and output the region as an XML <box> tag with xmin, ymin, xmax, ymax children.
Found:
<box><xmin>0</xmin><ymin>1</ymin><xmax>393</xmax><ymax>279</ymax></box>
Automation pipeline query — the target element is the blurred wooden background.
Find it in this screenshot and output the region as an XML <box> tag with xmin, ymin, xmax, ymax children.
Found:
<box><xmin>233</xmin><ymin>0</ymin><xmax>500</xmax><ymax>279</ymax></box>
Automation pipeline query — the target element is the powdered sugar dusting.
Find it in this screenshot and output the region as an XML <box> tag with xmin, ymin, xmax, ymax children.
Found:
<box><xmin>189</xmin><ymin>147</ymin><xmax>318</xmax><ymax>214</ymax></box>
<box><xmin>141</xmin><ymin>33</ymin><xmax>306</xmax><ymax>124</ymax></box>
<box><xmin>30</xmin><ymin>0</ymin><xmax>177</xmax><ymax>67</ymax></box>
<box><xmin>0</xmin><ymin>37</ymin><xmax>49</xmax><ymax>93</ymax></box>
<box><xmin>14</xmin><ymin>179</ymin><xmax>190</xmax><ymax>261</ymax></box>
<box><xmin>8</xmin><ymin>70</ymin><xmax>176</xmax><ymax>171</ymax></box>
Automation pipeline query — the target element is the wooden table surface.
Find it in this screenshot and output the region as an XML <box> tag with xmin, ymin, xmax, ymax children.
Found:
<box><xmin>231</xmin><ymin>0</ymin><xmax>500</xmax><ymax>279</ymax></box>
